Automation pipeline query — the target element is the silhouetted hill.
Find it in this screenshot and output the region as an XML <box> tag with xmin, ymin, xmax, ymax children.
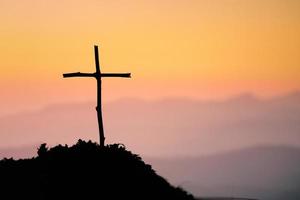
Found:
<box><xmin>0</xmin><ymin>140</ymin><xmax>194</xmax><ymax>200</ymax></box>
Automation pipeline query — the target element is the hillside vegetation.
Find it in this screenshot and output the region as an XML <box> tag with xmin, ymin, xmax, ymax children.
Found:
<box><xmin>0</xmin><ymin>140</ymin><xmax>194</xmax><ymax>200</ymax></box>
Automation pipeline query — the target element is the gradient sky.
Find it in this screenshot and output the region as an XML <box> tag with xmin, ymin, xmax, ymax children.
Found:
<box><xmin>0</xmin><ymin>0</ymin><xmax>299</xmax><ymax>115</ymax></box>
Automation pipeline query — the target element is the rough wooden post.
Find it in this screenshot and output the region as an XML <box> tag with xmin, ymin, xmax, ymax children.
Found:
<box><xmin>94</xmin><ymin>46</ymin><xmax>105</xmax><ymax>147</ymax></box>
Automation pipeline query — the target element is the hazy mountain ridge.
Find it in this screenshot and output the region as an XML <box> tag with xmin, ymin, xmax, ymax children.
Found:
<box><xmin>0</xmin><ymin>92</ymin><xmax>299</xmax><ymax>156</ymax></box>
<box><xmin>146</xmin><ymin>145</ymin><xmax>300</xmax><ymax>200</ymax></box>
<box><xmin>0</xmin><ymin>145</ymin><xmax>38</xmax><ymax>159</ymax></box>
<box><xmin>0</xmin><ymin>92</ymin><xmax>299</xmax><ymax>199</ymax></box>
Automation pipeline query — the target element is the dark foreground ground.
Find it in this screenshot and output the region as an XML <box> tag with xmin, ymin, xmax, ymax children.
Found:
<box><xmin>197</xmin><ymin>198</ymin><xmax>258</xmax><ymax>200</ymax></box>
<box><xmin>0</xmin><ymin>140</ymin><xmax>194</xmax><ymax>200</ymax></box>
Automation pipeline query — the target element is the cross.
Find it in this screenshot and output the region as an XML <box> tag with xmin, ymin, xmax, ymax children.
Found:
<box><xmin>63</xmin><ymin>45</ymin><xmax>131</xmax><ymax>147</ymax></box>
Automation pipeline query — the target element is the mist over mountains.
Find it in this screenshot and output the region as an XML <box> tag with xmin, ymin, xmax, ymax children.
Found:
<box><xmin>0</xmin><ymin>92</ymin><xmax>299</xmax><ymax>157</ymax></box>
<box><xmin>146</xmin><ymin>145</ymin><xmax>300</xmax><ymax>200</ymax></box>
<box><xmin>0</xmin><ymin>92</ymin><xmax>299</xmax><ymax>199</ymax></box>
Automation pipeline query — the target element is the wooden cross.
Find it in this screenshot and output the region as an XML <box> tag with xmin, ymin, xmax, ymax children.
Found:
<box><xmin>63</xmin><ymin>45</ymin><xmax>131</xmax><ymax>147</ymax></box>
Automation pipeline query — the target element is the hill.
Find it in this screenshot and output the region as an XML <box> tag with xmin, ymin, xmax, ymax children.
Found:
<box><xmin>3</xmin><ymin>145</ymin><xmax>299</xmax><ymax>199</ymax></box>
<box><xmin>0</xmin><ymin>140</ymin><xmax>194</xmax><ymax>200</ymax></box>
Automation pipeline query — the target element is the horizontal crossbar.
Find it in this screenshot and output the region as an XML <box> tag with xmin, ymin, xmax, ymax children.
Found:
<box><xmin>63</xmin><ymin>72</ymin><xmax>95</xmax><ymax>78</ymax></box>
<box><xmin>100</xmin><ymin>73</ymin><xmax>131</xmax><ymax>78</ymax></box>
<box><xmin>63</xmin><ymin>72</ymin><xmax>131</xmax><ymax>78</ymax></box>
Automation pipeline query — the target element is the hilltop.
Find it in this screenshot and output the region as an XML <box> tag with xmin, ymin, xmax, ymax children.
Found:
<box><xmin>0</xmin><ymin>140</ymin><xmax>194</xmax><ymax>200</ymax></box>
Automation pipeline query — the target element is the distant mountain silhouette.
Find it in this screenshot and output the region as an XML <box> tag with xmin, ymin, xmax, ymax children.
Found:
<box><xmin>0</xmin><ymin>144</ymin><xmax>38</xmax><ymax>158</ymax></box>
<box><xmin>147</xmin><ymin>146</ymin><xmax>300</xmax><ymax>200</ymax></box>
<box><xmin>0</xmin><ymin>140</ymin><xmax>194</xmax><ymax>200</ymax></box>
<box><xmin>0</xmin><ymin>92</ymin><xmax>299</xmax><ymax>156</ymax></box>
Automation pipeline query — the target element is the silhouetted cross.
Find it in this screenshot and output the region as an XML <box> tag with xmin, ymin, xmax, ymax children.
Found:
<box><xmin>63</xmin><ymin>45</ymin><xmax>131</xmax><ymax>147</ymax></box>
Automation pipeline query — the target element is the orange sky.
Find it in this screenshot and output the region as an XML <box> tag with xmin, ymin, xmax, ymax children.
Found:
<box><xmin>0</xmin><ymin>0</ymin><xmax>299</xmax><ymax>115</ymax></box>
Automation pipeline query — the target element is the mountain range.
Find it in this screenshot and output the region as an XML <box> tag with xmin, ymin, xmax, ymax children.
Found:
<box><xmin>146</xmin><ymin>145</ymin><xmax>300</xmax><ymax>200</ymax></box>
<box><xmin>0</xmin><ymin>92</ymin><xmax>299</xmax><ymax>156</ymax></box>
<box><xmin>0</xmin><ymin>92</ymin><xmax>299</xmax><ymax>199</ymax></box>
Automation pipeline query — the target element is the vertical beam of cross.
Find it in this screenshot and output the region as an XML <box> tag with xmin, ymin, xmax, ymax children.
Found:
<box><xmin>94</xmin><ymin>46</ymin><xmax>105</xmax><ymax>147</ymax></box>
<box><xmin>63</xmin><ymin>45</ymin><xmax>131</xmax><ymax>147</ymax></box>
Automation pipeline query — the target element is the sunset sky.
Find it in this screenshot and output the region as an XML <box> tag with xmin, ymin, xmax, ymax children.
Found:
<box><xmin>1</xmin><ymin>2</ymin><xmax>299</xmax><ymax>198</ymax></box>
<box><xmin>0</xmin><ymin>0</ymin><xmax>299</xmax><ymax>115</ymax></box>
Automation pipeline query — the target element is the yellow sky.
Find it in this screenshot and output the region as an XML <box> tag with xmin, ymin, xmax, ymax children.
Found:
<box><xmin>0</xmin><ymin>0</ymin><xmax>299</xmax><ymax>114</ymax></box>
